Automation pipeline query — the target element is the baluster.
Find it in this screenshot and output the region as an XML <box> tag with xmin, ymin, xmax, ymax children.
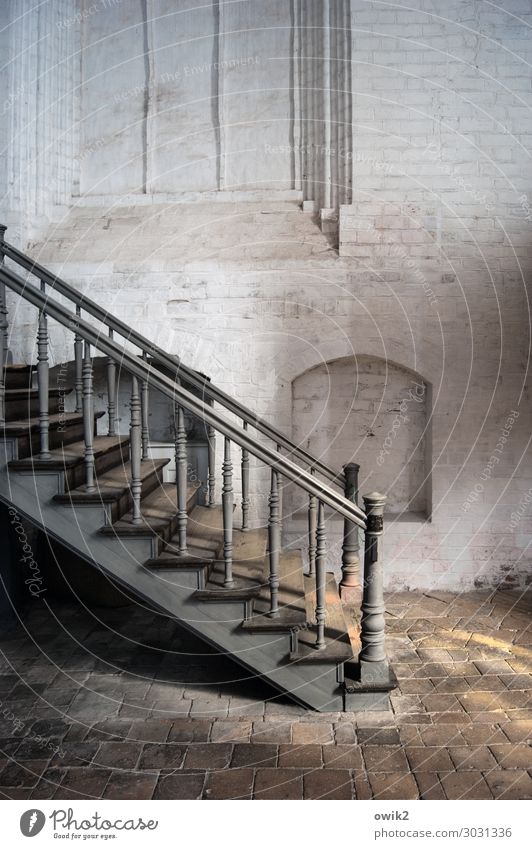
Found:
<box><xmin>314</xmin><ymin>500</ymin><xmax>327</xmax><ymax>649</ymax></box>
<box><xmin>222</xmin><ymin>436</ymin><xmax>234</xmax><ymax>587</ymax></box>
<box><xmin>359</xmin><ymin>492</ymin><xmax>388</xmax><ymax>678</ymax></box>
<box><xmin>106</xmin><ymin>329</ymin><xmax>117</xmax><ymax>436</ymax></box>
<box><xmin>207</xmin><ymin>399</ymin><xmax>216</xmax><ymax>507</ymax></box>
<box><xmin>175</xmin><ymin>403</ymin><xmax>188</xmax><ymax>553</ymax></box>
<box><xmin>241</xmin><ymin>421</ymin><xmax>249</xmax><ymax>530</ymax></box>
<box><xmin>140</xmin><ymin>352</ymin><xmax>149</xmax><ymax>459</ymax></box>
<box><xmin>129</xmin><ymin>375</ymin><xmax>142</xmax><ymax>523</ymax></box>
<box><xmin>340</xmin><ymin>462</ymin><xmax>361</xmax><ymax>598</ymax></box>
<box><xmin>74</xmin><ymin>306</ymin><xmax>83</xmax><ymax>413</ymax></box>
<box><xmin>0</xmin><ymin>226</ymin><xmax>8</xmax><ymax>425</ymax></box>
<box><xmin>277</xmin><ymin>443</ymin><xmax>283</xmax><ymax>534</ymax></box>
<box><xmin>0</xmin><ymin>280</ymin><xmax>5</xmax><ymax>426</ymax></box>
<box><xmin>267</xmin><ymin>468</ymin><xmax>280</xmax><ymax>617</ymax></box>
<box><xmin>37</xmin><ymin>282</ymin><xmax>51</xmax><ymax>459</ymax></box>
<box><xmin>308</xmin><ymin>469</ymin><xmax>317</xmax><ymax>575</ymax></box>
<box><xmin>82</xmin><ymin>342</ymin><xmax>96</xmax><ymax>492</ymax></box>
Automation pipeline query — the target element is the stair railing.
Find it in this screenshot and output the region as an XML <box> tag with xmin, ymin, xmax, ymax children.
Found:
<box><xmin>0</xmin><ymin>233</ymin><xmax>343</xmax><ymax>488</ymax></box>
<box><xmin>0</xmin><ymin>263</ymin><xmax>376</xmax><ymax>652</ymax></box>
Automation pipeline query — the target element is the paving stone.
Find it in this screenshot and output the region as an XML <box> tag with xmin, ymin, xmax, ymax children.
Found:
<box><xmin>484</xmin><ymin>770</ymin><xmax>532</xmax><ymax>800</ymax></box>
<box><xmin>0</xmin><ymin>759</ymin><xmax>48</xmax><ymax>788</ymax></box>
<box><xmin>405</xmin><ymin>747</ymin><xmax>454</xmax><ymax>772</ymax></box>
<box><xmin>414</xmin><ymin>772</ymin><xmax>446</xmax><ymax>800</ymax></box>
<box><xmin>103</xmin><ymin>771</ymin><xmax>158</xmax><ymax>799</ymax></box>
<box><xmin>422</xmin><ymin>693</ymin><xmax>464</xmax><ymax>713</ymax></box>
<box><xmin>189</xmin><ymin>699</ymin><xmax>228</xmax><ymax>719</ymax></box>
<box><xmin>251</xmin><ymin>721</ymin><xmax>291</xmax><ymax>744</ymax></box>
<box><xmin>204</xmin><ymin>769</ymin><xmax>254</xmax><ymax>800</ymax></box>
<box><xmin>357</xmin><ymin>727</ymin><xmax>401</xmax><ymax>746</ymax></box>
<box><xmin>459</xmin><ymin>724</ymin><xmax>508</xmax><ymax>745</ymax></box>
<box><xmin>292</xmin><ymin>722</ymin><xmax>334</xmax><ymax>744</ymax></box>
<box><xmin>254</xmin><ymin>768</ymin><xmax>304</xmax><ymax>800</ymax></box>
<box><xmin>231</xmin><ymin>743</ymin><xmax>277</xmax><ymax>768</ymax></box>
<box><xmin>321</xmin><ymin>744</ymin><xmax>363</xmax><ymax>770</ymax></box>
<box><xmin>278</xmin><ymin>744</ymin><xmax>322</xmax><ymax>768</ymax></box>
<box><xmin>399</xmin><ymin>678</ymin><xmax>435</xmax><ymax>694</ymax></box>
<box><xmin>154</xmin><ymin>772</ymin><xmax>205</xmax><ymax>800</ymax></box>
<box><xmin>304</xmin><ymin>769</ymin><xmax>352</xmax><ymax>799</ymax></box>
<box><xmin>362</xmin><ymin>745</ymin><xmax>409</xmax><ymax>773</ymax></box>
<box><xmin>95</xmin><ymin>742</ymin><xmax>142</xmax><ymax>770</ymax></box>
<box><xmin>419</xmin><ymin>726</ymin><xmax>464</xmax><ymax>747</ymax></box>
<box><xmin>440</xmin><ymin>771</ymin><xmax>493</xmax><ymax>800</ymax></box>
<box><xmin>353</xmin><ymin>773</ymin><xmax>373</xmax><ymax>799</ymax></box>
<box><xmin>333</xmin><ymin>722</ymin><xmax>357</xmax><ymax>744</ymax></box>
<box><xmin>431</xmin><ymin>678</ymin><xmax>471</xmax><ymax>694</ymax></box>
<box><xmin>448</xmin><ymin>746</ymin><xmax>498</xmax><ymax>771</ymax></box>
<box><xmin>369</xmin><ymin>772</ymin><xmax>419</xmax><ymax>800</ymax></box>
<box><xmin>85</xmin><ymin>719</ymin><xmax>134</xmax><ymax>742</ymax></box>
<box><xmin>167</xmin><ymin>719</ymin><xmax>211</xmax><ymax>743</ymax></box>
<box><xmin>51</xmin><ymin>742</ymin><xmax>99</xmax><ymax>766</ymax></box>
<box><xmin>210</xmin><ymin>721</ymin><xmax>252</xmax><ymax>743</ymax></box>
<box><xmin>139</xmin><ymin>743</ymin><xmax>185</xmax><ymax>769</ymax></box>
<box><xmin>56</xmin><ymin>768</ymin><xmax>111</xmax><ymax>799</ymax></box>
<box><xmin>489</xmin><ymin>744</ymin><xmax>532</xmax><ymax>769</ymax></box>
<box><xmin>183</xmin><ymin>743</ymin><xmax>232</xmax><ymax>770</ymax></box>
<box><xmin>500</xmin><ymin>721</ymin><xmax>532</xmax><ymax>743</ymax></box>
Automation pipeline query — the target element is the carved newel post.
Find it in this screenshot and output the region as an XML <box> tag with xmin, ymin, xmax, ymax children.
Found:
<box><xmin>359</xmin><ymin>492</ymin><xmax>390</xmax><ymax>684</ymax></box>
<box><xmin>339</xmin><ymin>462</ymin><xmax>360</xmax><ymax>600</ymax></box>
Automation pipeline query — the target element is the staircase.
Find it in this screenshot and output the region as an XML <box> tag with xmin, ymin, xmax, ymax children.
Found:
<box><xmin>0</xmin><ymin>225</ymin><xmax>396</xmax><ymax>712</ymax></box>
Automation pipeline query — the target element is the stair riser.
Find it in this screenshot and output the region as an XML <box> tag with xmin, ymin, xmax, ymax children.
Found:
<box><xmin>63</xmin><ymin>442</ymin><xmax>130</xmax><ymax>491</ymax></box>
<box><xmin>4</xmin><ymin>368</ymin><xmax>34</xmax><ymax>390</ymax></box>
<box><xmin>105</xmin><ymin>466</ymin><xmax>166</xmax><ymax>524</ymax></box>
<box><xmin>17</xmin><ymin>421</ymin><xmax>86</xmax><ymax>460</ymax></box>
<box><xmin>5</xmin><ymin>396</ymin><xmax>63</xmax><ymax>422</ymax></box>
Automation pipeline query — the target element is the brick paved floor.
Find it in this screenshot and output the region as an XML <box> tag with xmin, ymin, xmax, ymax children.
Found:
<box><xmin>0</xmin><ymin>590</ymin><xmax>530</xmax><ymax>800</ymax></box>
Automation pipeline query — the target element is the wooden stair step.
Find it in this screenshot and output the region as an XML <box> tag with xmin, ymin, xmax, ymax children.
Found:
<box><xmin>1</xmin><ymin>410</ymin><xmax>103</xmax><ymax>436</ymax></box>
<box><xmin>54</xmin><ymin>458</ymin><xmax>169</xmax><ymax>516</ymax></box>
<box><xmin>100</xmin><ymin>482</ymin><xmax>199</xmax><ymax>537</ymax></box>
<box><xmin>3</xmin><ymin>363</ymin><xmax>36</xmax><ymax>389</ymax></box>
<box><xmin>241</xmin><ymin>549</ymin><xmax>308</xmax><ymax>632</ymax></box>
<box><xmin>10</xmin><ymin>435</ymin><xmax>130</xmax><ymax>471</ymax></box>
<box><xmin>289</xmin><ymin>573</ymin><xmax>355</xmax><ymax>664</ymax></box>
<box><xmin>193</xmin><ymin>527</ymin><xmax>268</xmax><ymax>600</ymax></box>
<box><xmin>146</xmin><ymin>505</ymin><xmax>224</xmax><ymax>570</ymax></box>
<box><xmin>4</xmin><ymin>387</ymin><xmax>71</xmax><ymax>421</ymax></box>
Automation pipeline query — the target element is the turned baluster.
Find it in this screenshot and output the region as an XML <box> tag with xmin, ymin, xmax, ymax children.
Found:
<box><xmin>308</xmin><ymin>469</ymin><xmax>317</xmax><ymax>576</ymax></box>
<box><xmin>359</xmin><ymin>492</ymin><xmax>388</xmax><ymax>679</ymax></box>
<box><xmin>0</xmin><ymin>225</ymin><xmax>8</xmax><ymax>425</ymax></box>
<box><xmin>222</xmin><ymin>436</ymin><xmax>234</xmax><ymax>587</ymax></box>
<box><xmin>140</xmin><ymin>352</ymin><xmax>149</xmax><ymax>460</ymax></box>
<box><xmin>82</xmin><ymin>342</ymin><xmax>96</xmax><ymax>492</ymax></box>
<box><xmin>37</xmin><ymin>281</ymin><xmax>51</xmax><ymax>459</ymax></box>
<box><xmin>207</xmin><ymin>399</ymin><xmax>216</xmax><ymax>507</ymax></box>
<box><xmin>129</xmin><ymin>375</ymin><xmax>142</xmax><ymax>523</ymax></box>
<box><xmin>314</xmin><ymin>500</ymin><xmax>326</xmax><ymax>649</ymax></box>
<box><xmin>277</xmin><ymin>443</ymin><xmax>283</xmax><ymax>534</ymax></box>
<box><xmin>267</xmin><ymin>468</ymin><xmax>280</xmax><ymax>617</ymax></box>
<box><xmin>73</xmin><ymin>306</ymin><xmax>83</xmax><ymax>413</ymax></box>
<box><xmin>241</xmin><ymin>421</ymin><xmax>250</xmax><ymax>530</ymax></box>
<box><xmin>106</xmin><ymin>329</ymin><xmax>117</xmax><ymax>436</ymax></box>
<box><xmin>175</xmin><ymin>403</ymin><xmax>188</xmax><ymax>553</ymax></box>
<box><xmin>340</xmin><ymin>462</ymin><xmax>361</xmax><ymax>597</ymax></box>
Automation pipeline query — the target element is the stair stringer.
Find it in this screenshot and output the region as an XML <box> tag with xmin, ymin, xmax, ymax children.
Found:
<box><xmin>0</xmin><ymin>462</ymin><xmax>345</xmax><ymax>712</ymax></box>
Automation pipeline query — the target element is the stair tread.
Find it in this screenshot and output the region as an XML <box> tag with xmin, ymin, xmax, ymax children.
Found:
<box><xmin>4</xmin><ymin>387</ymin><xmax>67</xmax><ymax>398</ymax></box>
<box><xmin>242</xmin><ymin>549</ymin><xmax>308</xmax><ymax>631</ymax></box>
<box><xmin>289</xmin><ymin>574</ymin><xmax>355</xmax><ymax>663</ymax></box>
<box><xmin>2</xmin><ymin>411</ymin><xmax>103</xmax><ymax>435</ymax></box>
<box><xmin>10</xmin><ymin>435</ymin><xmax>130</xmax><ymax>470</ymax></box>
<box><xmin>54</xmin><ymin>458</ymin><xmax>169</xmax><ymax>502</ymax></box>
<box><xmin>101</xmin><ymin>482</ymin><xmax>198</xmax><ymax>535</ymax></box>
<box><xmin>194</xmin><ymin>527</ymin><xmax>268</xmax><ymax>598</ymax></box>
<box><xmin>147</xmin><ymin>505</ymin><xmax>223</xmax><ymax>568</ymax></box>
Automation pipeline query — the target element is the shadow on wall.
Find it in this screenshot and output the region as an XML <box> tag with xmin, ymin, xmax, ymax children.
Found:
<box><xmin>291</xmin><ymin>354</ymin><xmax>432</xmax><ymax>516</ymax></box>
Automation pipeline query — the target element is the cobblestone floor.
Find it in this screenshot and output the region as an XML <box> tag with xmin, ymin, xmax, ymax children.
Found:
<box><xmin>0</xmin><ymin>590</ymin><xmax>530</xmax><ymax>800</ymax></box>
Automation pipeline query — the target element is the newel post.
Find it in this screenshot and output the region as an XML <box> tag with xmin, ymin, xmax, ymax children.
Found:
<box><xmin>339</xmin><ymin>462</ymin><xmax>360</xmax><ymax>600</ymax></box>
<box><xmin>359</xmin><ymin>492</ymin><xmax>389</xmax><ymax>682</ymax></box>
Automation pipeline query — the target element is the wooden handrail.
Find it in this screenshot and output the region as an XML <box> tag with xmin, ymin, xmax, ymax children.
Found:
<box><xmin>0</xmin><ymin>234</ymin><xmax>344</xmax><ymax>487</ymax></box>
<box><xmin>0</xmin><ymin>265</ymin><xmax>366</xmax><ymax>528</ymax></box>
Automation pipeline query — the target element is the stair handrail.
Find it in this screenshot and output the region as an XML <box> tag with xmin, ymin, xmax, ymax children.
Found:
<box><xmin>0</xmin><ymin>232</ymin><xmax>344</xmax><ymax>487</ymax></box>
<box><xmin>0</xmin><ymin>264</ymin><xmax>366</xmax><ymax>528</ymax></box>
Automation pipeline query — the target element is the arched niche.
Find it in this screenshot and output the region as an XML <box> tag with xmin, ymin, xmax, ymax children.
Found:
<box><xmin>291</xmin><ymin>355</ymin><xmax>431</xmax><ymax>515</ymax></box>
